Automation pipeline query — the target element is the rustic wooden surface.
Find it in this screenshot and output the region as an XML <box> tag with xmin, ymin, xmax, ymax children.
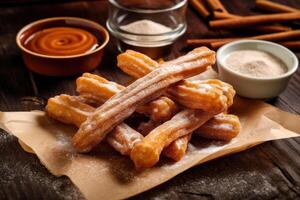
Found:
<box><xmin>0</xmin><ymin>0</ymin><xmax>300</xmax><ymax>199</ymax></box>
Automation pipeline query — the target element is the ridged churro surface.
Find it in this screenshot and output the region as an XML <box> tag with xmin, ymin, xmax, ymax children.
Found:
<box><xmin>77</xmin><ymin>73</ymin><xmax>179</xmax><ymax>122</ymax></box>
<box><xmin>195</xmin><ymin>113</ymin><xmax>241</xmax><ymax>141</ymax></box>
<box><xmin>73</xmin><ymin>47</ymin><xmax>215</xmax><ymax>152</ymax></box>
<box><xmin>46</xmin><ymin>95</ymin><xmax>94</xmax><ymax>127</ymax></box>
<box><xmin>168</xmin><ymin>79</ymin><xmax>235</xmax><ymax>113</ymax></box>
<box><xmin>44</xmin><ymin>47</ymin><xmax>241</xmax><ymax>169</ymax></box>
<box><xmin>130</xmin><ymin>109</ymin><xmax>214</xmax><ymax>169</ymax></box>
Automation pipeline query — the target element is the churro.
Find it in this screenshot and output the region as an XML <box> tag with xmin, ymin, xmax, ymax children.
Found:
<box><xmin>137</xmin><ymin>119</ymin><xmax>192</xmax><ymax>161</ymax></box>
<box><xmin>46</xmin><ymin>94</ymin><xmax>95</xmax><ymax>127</ymax></box>
<box><xmin>116</xmin><ymin>49</ymin><xmax>158</xmax><ymax>79</ymax></box>
<box><xmin>77</xmin><ymin>73</ymin><xmax>179</xmax><ymax>122</ymax></box>
<box><xmin>119</xmin><ymin>51</ymin><xmax>235</xmax><ymax>113</ymax></box>
<box><xmin>46</xmin><ymin>95</ymin><xmax>142</xmax><ymax>155</ymax></box>
<box><xmin>136</xmin><ymin>96</ymin><xmax>179</xmax><ymax>122</ymax></box>
<box><xmin>73</xmin><ymin>47</ymin><xmax>215</xmax><ymax>152</ymax></box>
<box><xmin>168</xmin><ymin>79</ymin><xmax>235</xmax><ymax>113</ymax></box>
<box><xmin>46</xmin><ymin>94</ymin><xmax>186</xmax><ymax>158</ymax></box>
<box><xmin>118</xmin><ymin>50</ymin><xmax>234</xmax><ymax>113</ymax></box>
<box><xmin>137</xmin><ymin>120</ymin><xmax>161</xmax><ymax>136</ymax></box>
<box><xmin>195</xmin><ymin>113</ymin><xmax>241</xmax><ymax>141</ymax></box>
<box><xmin>76</xmin><ymin>73</ymin><xmax>124</xmax><ymax>103</ymax></box>
<box><xmin>117</xmin><ymin>49</ymin><xmax>237</xmax><ymax>162</ymax></box>
<box><xmin>47</xmin><ymin>94</ymin><xmax>239</xmax><ymax>160</ymax></box>
<box><xmin>45</xmin><ymin>47</ymin><xmax>241</xmax><ymax>169</ymax></box>
<box><xmin>117</xmin><ymin>48</ymin><xmax>215</xmax><ymax>79</ymax></box>
<box><xmin>106</xmin><ymin>123</ymin><xmax>143</xmax><ymax>155</ymax></box>
<box><xmin>130</xmin><ymin>109</ymin><xmax>214</xmax><ymax>169</ymax></box>
<box><xmin>131</xmin><ymin>103</ymin><xmax>235</xmax><ymax>168</ymax></box>
<box><xmin>130</xmin><ymin>78</ymin><xmax>235</xmax><ymax>168</ymax></box>
<box><xmin>75</xmin><ymin>72</ymin><xmax>233</xmax><ymax>158</ymax></box>
<box><xmin>162</xmin><ymin>134</ymin><xmax>192</xmax><ymax>161</ymax></box>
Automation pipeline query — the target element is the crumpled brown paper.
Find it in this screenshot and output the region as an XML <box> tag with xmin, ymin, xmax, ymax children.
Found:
<box><xmin>0</xmin><ymin>97</ymin><xmax>300</xmax><ymax>200</ymax></box>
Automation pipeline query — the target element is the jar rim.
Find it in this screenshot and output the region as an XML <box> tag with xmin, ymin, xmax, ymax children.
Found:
<box><xmin>108</xmin><ymin>0</ymin><xmax>187</xmax><ymax>13</ymax></box>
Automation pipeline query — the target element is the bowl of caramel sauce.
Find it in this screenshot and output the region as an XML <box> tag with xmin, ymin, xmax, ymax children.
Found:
<box><xmin>16</xmin><ymin>17</ymin><xmax>109</xmax><ymax>76</ymax></box>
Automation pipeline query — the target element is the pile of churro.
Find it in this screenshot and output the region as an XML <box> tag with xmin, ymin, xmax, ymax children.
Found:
<box><xmin>45</xmin><ymin>47</ymin><xmax>241</xmax><ymax>169</ymax></box>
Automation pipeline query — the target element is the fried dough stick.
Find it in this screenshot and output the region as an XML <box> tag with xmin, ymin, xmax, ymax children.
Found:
<box><xmin>118</xmin><ymin>49</ymin><xmax>237</xmax><ymax>161</ymax></box>
<box><xmin>73</xmin><ymin>47</ymin><xmax>216</xmax><ymax>152</ymax></box>
<box><xmin>118</xmin><ymin>50</ymin><xmax>230</xmax><ymax>113</ymax></box>
<box><xmin>75</xmin><ymin>72</ymin><xmax>237</xmax><ymax>161</ymax></box>
<box><xmin>130</xmin><ymin>109</ymin><xmax>214</xmax><ymax>169</ymax></box>
<box><xmin>76</xmin><ymin>72</ymin><xmax>235</xmax><ymax>160</ymax></box>
<box><xmin>167</xmin><ymin>79</ymin><xmax>234</xmax><ymax>113</ymax></box>
<box><xmin>130</xmin><ymin>83</ymin><xmax>235</xmax><ymax>169</ymax></box>
<box><xmin>46</xmin><ymin>95</ymin><xmax>143</xmax><ymax>155</ymax></box>
<box><xmin>77</xmin><ymin>73</ymin><xmax>179</xmax><ymax>122</ymax></box>
<box><xmin>195</xmin><ymin>113</ymin><xmax>240</xmax><ymax>141</ymax></box>
<box><xmin>46</xmin><ymin>94</ymin><xmax>239</xmax><ymax>160</ymax></box>
<box><xmin>138</xmin><ymin>112</ymin><xmax>241</xmax><ymax>159</ymax></box>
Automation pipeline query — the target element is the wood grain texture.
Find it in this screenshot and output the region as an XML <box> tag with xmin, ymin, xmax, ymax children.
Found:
<box><xmin>0</xmin><ymin>0</ymin><xmax>299</xmax><ymax>199</ymax></box>
<box><xmin>0</xmin><ymin>130</ymin><xmax>84</xmax><ymax>200</ymax></box>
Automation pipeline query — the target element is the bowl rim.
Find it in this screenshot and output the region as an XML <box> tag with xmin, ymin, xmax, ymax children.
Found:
<box><xmin>16</xmin><ymin>17</ymin><xmax>110</xmax><ymax>59</ymax></box>
<box><xmin>217</xmin><ymin>39</ymin><xmax>299</xmax><ymax>81</ymax></box>
<box><xmin>108</xmin><ymin>0</ymin><xmax>187</xmax><ymax>14</ymax></box>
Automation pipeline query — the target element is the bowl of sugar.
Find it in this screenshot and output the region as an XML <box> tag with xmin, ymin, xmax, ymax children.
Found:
<box><xmin>106</xmin><ymin>0</ymin><xmax>187</xmax><ymax>59</ymax></box>
<box><xmin>217</xmin><ymin>40</ymin><xmax>298</xmax><ymax>99</ymax></box>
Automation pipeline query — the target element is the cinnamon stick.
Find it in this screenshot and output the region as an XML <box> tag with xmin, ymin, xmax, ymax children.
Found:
<box><xmin>210</xmin><ymin>12</ymin><xmax>300</xmax><ymax>29</ymax></box>
<box><xmin>213</xmin><ymin>11</ymin><xmax>239</xmax><ymax>19</ymax></box>
<box><xmin>249</xmin><ymin>25</ymin><xmax>291</xmax><ymax>33</ymax></box>
<box><xmin>279</xmin><ymin>41</ymin><xmax>300</xmax><ymax>50</ymax></box>
<box><xmin>189</xmin><ymin>0</ymin><xmax>210</xmax><ymax>18</ymax></box>
<box><xmin>210</xmin><ymin>30</ymin><xmax>300</xmax><ymax>49</ymax></box>
<box><xmin>206</xmin><ymin>0</ymin><xmax>228</xmax><ymax>13</ymax></box>
<box><xmin>213</xmin><ymin>11</ymin><xmax>291</xmax><ymax>33</ymax></box>
<box><xmin>187</xmin><ymin>38</ymin><xmax>240</xmax><ymax>47</ymax></box>
<box><xmin>256</xmin><ymin>0</ymin><xmax>299</xmax><ymax>13</ymax></box>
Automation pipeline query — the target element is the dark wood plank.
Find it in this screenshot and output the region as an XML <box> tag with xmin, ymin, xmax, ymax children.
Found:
<box><xmin>0</xmin><ymin>0</ymin><xmax>300</xmax><ymax>200</ymax></box>
<box><xmin>0</xmin><ymin>129</ymin><xmax>84</xmax><ymax>200</ymax></box>
<box><xmin>131</xmin><ymin>141</ymin><xmax>300</xmax><ymax>200</ymax></box>
<box><xmin>0</xmin><ymin>28</ymin><xmax>35</xmax><ymax>111</ymax></box>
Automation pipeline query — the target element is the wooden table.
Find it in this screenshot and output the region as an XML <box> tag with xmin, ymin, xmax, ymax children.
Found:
<box><xmin>1</xmin><ymin>0</ymin><xmax>300</xmax><ymax>199</ymax></box>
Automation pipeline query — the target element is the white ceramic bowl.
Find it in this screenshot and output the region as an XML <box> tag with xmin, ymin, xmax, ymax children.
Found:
<box><xmin>217</xmin><ymin>40</ymin><xmax>298</xmax><ymax>99</ymax></box>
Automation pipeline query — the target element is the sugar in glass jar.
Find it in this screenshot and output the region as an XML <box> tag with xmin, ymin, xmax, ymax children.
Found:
<box><xmin>107</xmin><ymin>0</ymin><xmax>187</xmax><ymax>58</ymax></box>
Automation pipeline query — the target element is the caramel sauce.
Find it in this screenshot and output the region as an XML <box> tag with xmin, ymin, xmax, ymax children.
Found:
<box><xmin>24</xmin><ymin>27</ymin><xmax>99</xmax><ymax>56</ymax></box>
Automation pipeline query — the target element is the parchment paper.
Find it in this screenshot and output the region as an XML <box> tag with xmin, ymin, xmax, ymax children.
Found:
<box><xmin>0</xmin><ymin>97</ymin><xmax>300</xmax><ymax>200</ymax></box>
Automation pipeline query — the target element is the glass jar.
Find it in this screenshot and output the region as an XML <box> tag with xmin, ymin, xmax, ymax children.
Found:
<box><xmin>107</xmin><ymin>0</ymin><xmax>187</xmax><ymax>58</ymax></box>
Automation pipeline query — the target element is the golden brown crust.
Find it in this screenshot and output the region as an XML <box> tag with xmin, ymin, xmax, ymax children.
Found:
<box><xmin>167</xmin><ymin>79</ymin><xmax>235</xmax><ymax>113</ymax></box>
<box><xmin>136</xmin><ymin>96</ymin><xmax>179</xmax><ymax>122</ymax></box>
<box><xmin>195</xmin><ymin>113</ymin><xmax>241</xmax><ymax>141</ymax></box>
<box><xmin>46</xmin><ymin>94</ymin><xmax>240</xmax><ymax>162</ymax></box>
<box><xmin>45</xmin><ymin>94</ymin><xmax>94</xmax><ymax>127</ymax></box>
<box><xmin>163</xmin><ymin>134</ymin><xmax>192</xmax><ymax>161</ymax></box>
<box><xmin>46</xmin><ymin>94</ymin><xmax>143</xmax><ymax>156</ymax></box>
<box><xmin>118</xmin><ymin>49</ymin><xmax>234</xmax><ymax>113</ymax></box>
<box><xmin>107</xmin><ymin>123</ymin><xmax>143</xmax><ymax>155</ymax></box>
<box><xmin>117</xmin><ymin>50</ymin><xmax>159</xmax><ymax>78</ymax></box>
<box><xmin>72</xmin><ymin>47</ymin><xmax>215</xmax><ymax>153</ymax></box>
<box><xmin>130</xmin><ymin>109</ymin><xmax>214</xmax><ymax>169</ymax></box>
<box><xmin>44</xmin><ymin>47</ymin><xmax>241</xmax><ymax>169</ymax></box>
<box><xmin>130</xmin><ymin>77</ymin><xmax>235</xmax><ymax>168</ymax></box>
<box><xmin>76</xmin><ymin>73</ymin><xmax>124</xmax><ymax>103</ymax></box>
<box><xmin>77</xmin><ymin>73</ymin><xmax>179</xmax><ymax>122</ymax></box>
